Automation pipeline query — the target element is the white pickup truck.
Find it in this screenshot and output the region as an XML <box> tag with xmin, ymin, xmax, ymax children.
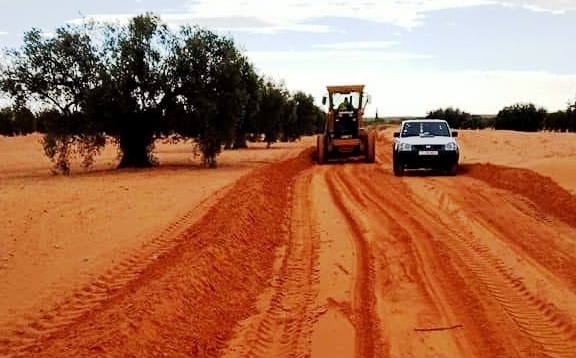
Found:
<box><xmin>392</xmin><ymin>119</ymin><xmax>460</xmax><ymax>176</ymax></box>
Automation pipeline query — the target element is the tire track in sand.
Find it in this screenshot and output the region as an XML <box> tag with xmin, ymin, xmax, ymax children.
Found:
<box><xmin>220</xmin><ymin>169</ymin><xmax>322</xmax><ymax>358</ymax></box>
<box><xmin>429</xmin><ymin>174</ymin><xmax>576</xmax><ymax>292</ymax></box>
<box><xmin>403</xmin><ymin>177</ymin><xmax>576</xmax><ymax>358</ymax></box>
<box><xmin>332</xmin><ymin>165</ymin><xmax>473</xmax><ymax>358</ymax></box>
<box><xmin>324</xmin><ymin>168</ymin><xmax>385</xmax><ymax>358</ymax></box>
<box><xmin>362</xmin><ymin>163</ymin><xmax>576</xmax><ymax>357</ymax></box>
<box><xmin>0</xmin><ymin>183</ymin><xmax>233</xmax><ymax>357</ymax></box>
<box><xmin>4</xmin><ymin>150</ymin><xmax>313</xmax><ymax>358</ymax></box>
<box><xmin>308</xmin><ymin>167</ymin><xmax>358</xmax><ymax>357</ymax></box>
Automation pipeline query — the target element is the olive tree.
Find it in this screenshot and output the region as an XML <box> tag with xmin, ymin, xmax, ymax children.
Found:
<box><xmin>254</xmin><ymin>78</ymin><xmax>290</xmax><ymax>148</ymax></box>
<box><xmin>494</xmin><ymin>103</ymin><xmax>546</xmax><ymax>132</ymax></box>
<box><xmin>426</xmin><ymin>107</ymin><xmax>471</xmax><ymax>129</ymax></box>
<box><xmin>166</xmin><ymin>27</ymin><xmax>257</xmax><ymax>167</ymax></box>
<box><xmin>0</xmin><ymin>26</ymin><xmax>106</xmax><ymax>173</ymax></box>
<box><xmin>1</xmin><ymin>12</ymin><xmax>326</xmax><ymax>173</ymax></box>
<box><xmin>93</xmin><ymin>13</ymin><xmax>172</xmax><ymax>168</ymax></box>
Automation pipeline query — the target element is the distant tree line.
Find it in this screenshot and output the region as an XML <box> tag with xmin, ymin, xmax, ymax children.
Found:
<box><xmin>426</xmin><ymin>107</ymin><xmax>492</xmax><ymax>130</ymax></box>
<box><xmin>0</xmin><ymin>13</ymin><xmax>324</xmax><ymax>173</ymax></box>
<box><xmin>0</xmin><ymin>106</ymin><xmax>37</xmax><ymax>135</ymax></box>
<box><xmin>427</xmin><ymin>101</ymin><xmax>576</xmax><ymax>132</ymax></box>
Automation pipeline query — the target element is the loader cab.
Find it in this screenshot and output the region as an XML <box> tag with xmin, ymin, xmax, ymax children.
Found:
<box><xmin>321</xmin><ymin>85</ymin><xmax>371</xmax><ymax>139</ymax></box>
<box><xmin>316</xmin><ymin>84</ymin><xmax>376</xmax><ymax>164</ymax></box>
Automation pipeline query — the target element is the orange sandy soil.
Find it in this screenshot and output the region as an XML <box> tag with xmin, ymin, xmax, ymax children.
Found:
<box><xmin>1</xmin><ymin>128</ymin><xmax>576</xmax><ymax>357</ymax></box>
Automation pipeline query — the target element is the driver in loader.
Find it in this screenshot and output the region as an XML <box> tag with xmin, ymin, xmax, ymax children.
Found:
<box><xmin>338</xmin><ymin>97</ymin><xmax>353</xmax><ymax>111</ymax></box>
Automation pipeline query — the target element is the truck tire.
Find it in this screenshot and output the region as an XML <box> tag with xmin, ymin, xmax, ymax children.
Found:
<box><xmin>393</xmin><ymin>157</ymin><xmax>404</xmax><ymax>176</ymax></box>
<box><xmin>446</xmin><ymin>162</ymin><xmax>458</xmax><ymax>176</ymax></box>
<box><xmin>317</xmin><ymin>135</ymin><xmax>326</xmax><ymax>164</ymax></box>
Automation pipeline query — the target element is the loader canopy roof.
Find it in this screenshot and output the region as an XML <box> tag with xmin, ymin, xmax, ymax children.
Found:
<box><xmin>326</xmin><ymin>85</ymin><xmax>365</xmax><ymax>94</ymax></box>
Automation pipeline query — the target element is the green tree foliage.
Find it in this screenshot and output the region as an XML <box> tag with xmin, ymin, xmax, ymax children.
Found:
<box><xmin>494</xmin><ymin>103</ymin><xmax>546</xmax><ymax>132</ymax></box>
<box><xmin>254</xmin><ymin>78</ymin><xmax>290</xmax><ymax>148</ymax></box>
<box><xmin>544</xmin><ymin>110</ymin><xmax>570</xmax><ymax>132</ymax></box>
<box><xmin>165</xmin><ymin>27</ymin><xmax>257</xmax><ymax>167</ymax></box>
<box><xmin>279</xmin><ymin>98</ymin><xmax>298</xmax><ymax>142</ymax></box>
<box><xmin>93</xmin><ymin>13</ymin><xmax>171</xmax><ymax>168</ymax></box>
<box><xmin>13</xmin><ymin>107</ymin><xmax>36</xmax><ymax>134</ymax></box>
<box><xmin>568</xmin><ymin>102</ymin><xmax>576</xmax><ymax>131</ymax></box>
<box><xmin>292</xmin><ymin>91</ymin><xmax>323</xmax><ymax>137</ymax></box>
<box><xmin>252</xmin><ymin>81</ymin><xmax>326</xmax><ymax>145</ymax></box>
<box><xmin>542</xmin><ymin>100</ymin><xmax>576</xmax><ymax>132</ymax></box>
<box><xmin>225</xmin><ymin>59</ymin><xmax>261</xmax><ymax>150</ymax></box>
<box><xmin>0</xmin><ymin>26</ymin><xmax>106</xmax><ymax>173</ymax></box>
<box><xmin>35</xmin><ymin>108</ymin><xmax>60</xmax><ymax>134</ymax></box>
<box><xmin>426</xmin><ymin>107</ymin><xmax>474</xmax><ymax>129</ymax></box>
<box><xmin>0</xmin><ymin>107</ymin><xmax>15</xmax><ymax>136</ymax></box>
<box><xmin>0</xmin><ymin>13</ymin><xmax>327</xmax><ymax>173</ymax></box>
<box><xmin>0</xmin><ymin>106</ymin><xmax>36</xmax><ymax>136</ymax></box>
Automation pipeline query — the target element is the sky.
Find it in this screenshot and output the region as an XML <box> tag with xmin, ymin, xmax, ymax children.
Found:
<box><xmin>1</xmin><ymin>0</ymin><xmax>576</xmax><ymax>116</ymax></box>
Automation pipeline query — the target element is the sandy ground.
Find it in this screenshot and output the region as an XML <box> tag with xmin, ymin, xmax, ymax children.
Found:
<box><xmin>0</xmin><ymin>135</ymin><xmax>305</xmax><ymax>339</ymax></box>
<box><xmin>1</xmin><ymin>128</ymin><xmax>576</xmax><ymax>357</ymax></box>
<box><xmin>456</xmin><ymin>129</ymin><xmax>576</xmax><ymax>194</ymax></box>
<box><xmin>379</xmin><ymin>126</ymin><xmax>576</xmax><ymax>194</ymax></box>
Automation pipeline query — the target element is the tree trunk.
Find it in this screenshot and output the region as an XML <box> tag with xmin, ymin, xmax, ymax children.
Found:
<box><xmin>117</xmin><ymin>132</ymin><xmax>155</xmax><ymax>168</ymax></box>
<box><xmin>232</xmin><ymin>132</ymin><xmax>247</xmax><ymax>149</ymax></box>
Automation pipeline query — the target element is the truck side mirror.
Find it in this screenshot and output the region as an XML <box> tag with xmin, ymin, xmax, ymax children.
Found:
<box><xmin>366</xmin><ymin>94</ymin><xmax>372</xmax><ymax>104</ymax></box>
<box><xmin>322</xmin><ymin>96</ymin><xmax>327</xmax><ymax>105</ymax></box>
<box><xmin>452</xmin><ymin>131</ymin><xmax>458</xmax><ymax>137</ymax></box>
<box><xmin>393</xmin><ymin>132</ymin><xmax>400</xmax><ymax>138</ymax></box>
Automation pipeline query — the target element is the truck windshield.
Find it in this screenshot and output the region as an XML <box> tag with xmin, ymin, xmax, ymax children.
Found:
<box><xmin>402</xmin><ymin>122</ymin><xmax>450</xmax><ymax>137</ymax></box>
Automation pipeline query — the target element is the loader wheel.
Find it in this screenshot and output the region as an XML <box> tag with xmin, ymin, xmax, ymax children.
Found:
<box><xmin>365</xmin><ymin>131</ymin><xmax>376</xmax><ymax>163</ymax></box>
<box><xmin>317</xmin><ymin>135</ymin><xmax>326</xmax><ymax>164</ymax></box>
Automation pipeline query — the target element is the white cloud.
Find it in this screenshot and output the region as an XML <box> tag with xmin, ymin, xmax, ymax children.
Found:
<box><xmin>401</xmin><ymin>70</ymin><xmax>576</xmax><ymax>113</ymax></box>
<box><xmin>214</xmin><ymin>23</ymin><xmax>331</xmax><ymax>34</ymax></box>
<box><xmin>49</xmin><ymin>1</ymin><xmax>576</xmax><ymax>117</ymax></box>
<box><xmin>313</xmin><ymin>41</ymin><xmax>399</xmax><ymax>50</ymax></box>
<box><xmin>64</xmin><ymin>0</ymin><xmax>487</xmax><ymax>34</ymax></box>
<box><xmin>67</xmin><ymin>14</ymin><xmax>128</xmax><ymax>27</ymax></box>
<box><xmin>64</xmin><ymin>0</ymin><xmax>576</xmax><ymax>35</ymax></box>
<box><xmin>0</xmin><ymin>31</ymin><xmax>8</xmax><ymax>35</ymax></box>
<box><xmin>182</xmin><ymin>0</ymin><xmax>576</xmax><ymax>33</ymax></box>
<box><xmin>247</xmin><ymin>50</ymin><xmax>433</xmax><ymax>63</ymax></box>
<box><xmin>184</xmin><ymin>0</ymin><xmax>492</xmax><ymax>31</ymax></box>
<box><xmin>250</xmin><ymin>56</ymin><xmax>576</xmax><ymax>116</ymax></box>
<box><xmin>66</xmin><ymin>13</ymin><xmax>332</xmax><ymax>34</ymax></box>
<box><xmin>503</xmin><ymin>1</ymin><xmax>576</xmax><ymax>13</ymax></box>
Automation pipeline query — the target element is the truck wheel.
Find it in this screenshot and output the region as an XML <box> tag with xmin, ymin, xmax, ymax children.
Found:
<box><xmin>393</xmin><ymin>158</ymin><xmax>404</xmax><ymax>176</ymax></box>
<box><xmin>365</xmin><ymin>131</ymin><xmax>376</xmax><ymax>163</ymax></box>
<box><xmin>317</xmin><ymin>135</ymin><xmax>326</xmax><ymax>164</ymax></box>
<box><xmin>446</xmin><ymin>163</ymin><xmax>458</xmax><ymax>176</ymax></box>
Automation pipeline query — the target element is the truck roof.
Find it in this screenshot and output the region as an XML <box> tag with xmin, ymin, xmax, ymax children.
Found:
<box><xmin>401</xmin><ymin>118</ymin><xmax>447</xmax><ymax>123</ymax></box>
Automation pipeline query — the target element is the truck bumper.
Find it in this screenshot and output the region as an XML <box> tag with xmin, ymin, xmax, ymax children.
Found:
<box><xmin>394</xmin><ymin>150</ymin><xmax>459</xmax><ymax>169</ymax></box>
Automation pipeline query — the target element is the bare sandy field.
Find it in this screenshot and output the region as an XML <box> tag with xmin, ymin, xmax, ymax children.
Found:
<box><xmin>0</xmin><ymin>135</ymin><xmax>306</xmax><ymax>338</ymax></box>
<box><xmin>1</xmin><ymin>129</ymin><xmax>576</xmax><ymax>357</ymax></box>
<box><xmin>457</xmin><ymin>129</ymin><xmax>576</xmax><ymax>194</ymax></box>
<box><xmin>378</xmin><ymin>126</ymin><xmax>576</xmax><ymax>194</ymax></box>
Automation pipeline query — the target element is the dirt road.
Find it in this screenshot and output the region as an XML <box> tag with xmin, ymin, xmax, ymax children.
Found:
<box><xmin>3</xmin><ymin>134</ymin><xmax>576</xmax><ymax>357</ymax></box>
